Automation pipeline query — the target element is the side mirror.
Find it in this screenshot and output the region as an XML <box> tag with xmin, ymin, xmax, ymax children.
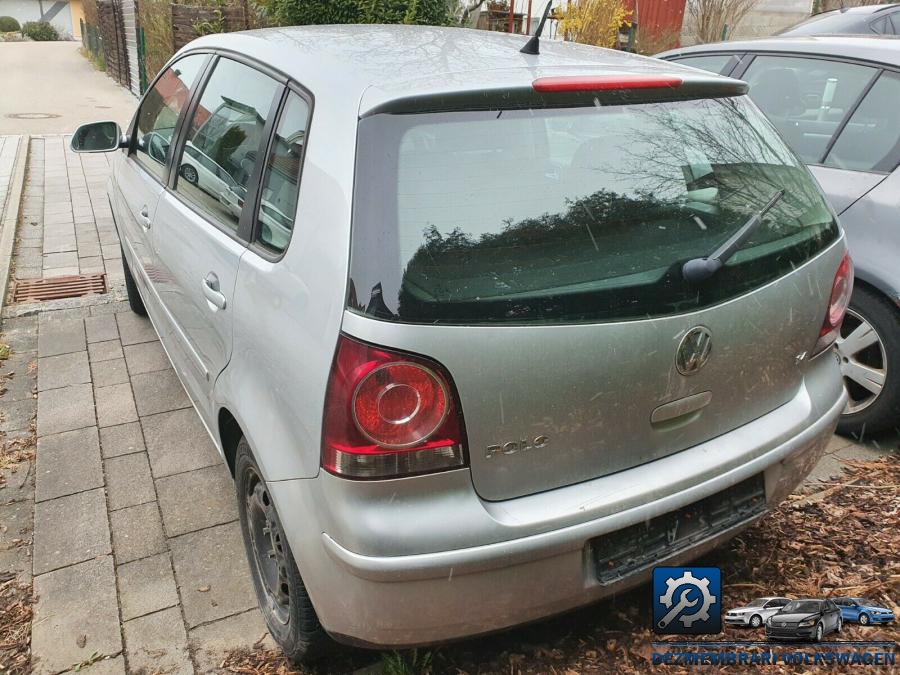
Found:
<box><xmin>71</xmin><ymin>121</ymin><xmax>125</xmax><ymax>153</ymax></box>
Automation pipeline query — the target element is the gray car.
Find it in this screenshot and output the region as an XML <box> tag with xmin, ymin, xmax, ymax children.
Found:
<box><xmin>658</xmin><ymin>36</ymin><xmax>900</xmax><ymax>435</ymax></box>
<box><xmin>70</xmin><ymin>26</ymin><xmax>848</xmax><ymax>660</ymax></box>
<box><xmin>778</xmin><ymin>4</ymin><xmax>900</xmax><ymax>37</ymax></box>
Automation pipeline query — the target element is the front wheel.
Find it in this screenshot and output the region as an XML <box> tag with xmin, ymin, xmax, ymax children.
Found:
<box><xmin>859</xmin><ymin>613</ymin><xmax>870</xmax><ymax>626</ymax></box>
<box><xmin>836</xmin><ymin>287</ymin><xmax>900</xmax><ymax>435</ymax></box>
<box><xmin>750</xmin><ymin>615</ymin><xmax>762</xmax><ymax>628</ymax></box>
<box><xmin>235</xmin><ymin>439</ymin><xmax>330</xmax><ymax>663</ymax></box>
<box><xmin>836</xmin><ymin>617</ymin><xmax>842</xmax><ymax>634</ymax></box>
<box><xmin>814</xmin><ymin>623</ymin><xmax>824</xmax><ymax>642</ymax></box>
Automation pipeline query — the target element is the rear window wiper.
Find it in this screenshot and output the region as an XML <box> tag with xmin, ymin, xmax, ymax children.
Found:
<box><xmin>681</xmin><ymin>189</ymin><xmax>785</xmax><ymax>283</ymax></box>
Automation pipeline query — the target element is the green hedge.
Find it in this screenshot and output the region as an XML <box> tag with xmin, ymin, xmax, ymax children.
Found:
<box><xmin>0</xmin><ymin>15</ymin><xmax>21</xmax><ymax>31</ymax></box>
<box><xmin>22</xmin><ymin>20</ymin><xmax>59</xmax><ymax>40</ymax></box>
<box><xmin>271</xmin><ymin>0</ymin><xmax>453</xmax><ymax>27</ymax></box>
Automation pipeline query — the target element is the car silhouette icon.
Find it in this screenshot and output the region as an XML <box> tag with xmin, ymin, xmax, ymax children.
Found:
<box><xmin>833</xmin><ymin>597</ymin><xmax>896</xmax><ymax>625</ymax></box>
<box><xmin>725</xmin><ymin>597</ymin><xmax>790</xmax><ymax>628</ymax></box>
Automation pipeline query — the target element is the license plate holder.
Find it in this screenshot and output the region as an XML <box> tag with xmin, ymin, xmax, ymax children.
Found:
<box><xmin>591</xmin><ymin>473</ymin><xmax>766</xmax><ymax>585</ymax></box>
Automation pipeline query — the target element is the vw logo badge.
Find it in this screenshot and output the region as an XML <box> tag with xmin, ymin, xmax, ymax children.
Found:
<box><xmin>676</xmin><ymin>327</ymin><xmax>712</xmax><ymax>375</ymax></box>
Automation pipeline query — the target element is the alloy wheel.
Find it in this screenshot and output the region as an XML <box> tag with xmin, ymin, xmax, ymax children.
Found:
<box><xmin>751</xmin><ymin>615</ymin><xmax>761</xmax><ymax>628</ymax></box>
<box><xmin>836</xmin><ymin>309</ymin><xmax>887</xmax><ymax>415</ymax></box>
<box><xmin>180</xmin><ymin>164</ymin><xmax>198</xmax><ymax>184</ymax></box>
<box><xmin>816</xmin><ymin>624</ymin><xmax>823</xmax><ymax>641</ymax></box>
<box><xmin>860</xmin><ymin>613</ymin><xmax>869</xmax><ymax>625</ymax></box>
<box><xmin>245</xmin><ymin>472</ymin><xmax>291</xmax><ymax>626</ymax></box>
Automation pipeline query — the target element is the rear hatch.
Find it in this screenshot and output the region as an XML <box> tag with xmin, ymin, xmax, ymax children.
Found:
<box><xmin>346</xmin><ymin>77</ymin><xmax>840</xmax><ymax>501</ymax></box>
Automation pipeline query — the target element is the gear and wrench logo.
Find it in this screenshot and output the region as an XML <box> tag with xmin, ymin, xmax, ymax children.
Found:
<box><xmin>653</xmin><ymin>567</ymin><xmax>722</xmax><ymax>634</ymax></box>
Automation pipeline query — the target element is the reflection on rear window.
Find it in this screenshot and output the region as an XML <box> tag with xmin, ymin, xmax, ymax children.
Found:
<box><xmin>349</xmin><ymin>97</ymin><xmax>837</xmax><ymax>325</ymax></box>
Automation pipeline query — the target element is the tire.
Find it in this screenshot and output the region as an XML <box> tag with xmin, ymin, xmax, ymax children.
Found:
<box><xmin>836</xmin><ymin>617</ymin><xmax>842</xmax><ymax>634</ymax></box>
<box><xmin>234</xmin><ymin>438</ymin><xmax>330</xmax><ymax>663</ymax></box>
<box><xmin>179</xmin><ymin>163</ymin><xmax>199</xmax><ymax>184</ymax></box>
<box><xmin>836</xmin><ymin>286</ymin><xmax>900</xmax><ymax>436</ymax></box>
<box><xmin>121</xmin><ymin>247</ymin><xmax>147</xmax><ymax>317</ymax></box>
<box><xmin>860</xmin><ymin>613</ymin><xmax>870</xmax><ymax>626</ymax></box>
<box><xmin>815</xmin><ymin>623</ymin><xmax>824</xmax><ymax>642</ymax></box>
<box><xmin>750</xmin><ymin>614</ymin><xmax>762</xmax><ymax>628</ymax></box>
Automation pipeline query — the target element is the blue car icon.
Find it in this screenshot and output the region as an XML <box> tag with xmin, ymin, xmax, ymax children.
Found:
<box><xmin>832</xmin><ymin>597</ymin><xmax>895</xmax><ymax>625</ymax></box>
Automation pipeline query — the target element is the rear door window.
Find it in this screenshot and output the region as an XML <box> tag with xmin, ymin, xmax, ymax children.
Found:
<box><xmin>824</xmin><ymin>71</ymin><xmax>900</xmax><ymax>173</ymax></box>
<box><xmin>740</xmin><ymin>55</ymin><xmax>877</xmax><ymax>164</ymax></box>
<box><xmin>253</xmin><ymin>92</ymin><xmax>311</xmax><ymax>254</ymax></box>
<box><xmin>670</xmin><ymin>54</ymin><xmax>736</xmax><ymax>75</ymax></box>
<box><xmin>891</xmin><ymin>12</ymin><xmax>900</xmax><ymax>32</ymax></box>
<box><xmin>870</xmin><ymin>16</ymin><xmax>893</xmax><ymax>33</ymax></box>
<box><xmin>173</xmin><ymin>57</ymin><xmax>280</xmax><ymax>234</ymax></box>
<box><xmin>133</xmin><ymin>54</ymin><xmax>207</xmax><ymax>181</ymax></box>
<box><xmin>350</xmin><ymin>96</ymin><xmax>838</xmax><ymax>325</ymax></box>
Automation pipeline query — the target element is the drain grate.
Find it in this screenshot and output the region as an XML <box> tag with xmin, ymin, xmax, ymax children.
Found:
<box><xmin>13</xmin><ymin>274</ymin><xmax>107</xmax><ymax>303</ymax></box>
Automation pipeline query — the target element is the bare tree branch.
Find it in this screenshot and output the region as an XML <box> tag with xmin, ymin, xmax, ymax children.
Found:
<box><xmin>686</xmin><ymin>0</ymin><xmax>758</xmax><ymax>43</ymax></box>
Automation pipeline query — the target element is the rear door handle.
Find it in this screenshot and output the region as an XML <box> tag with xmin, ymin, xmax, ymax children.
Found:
<box><xmin>202</xmin><ymin>273</ymin><xmax>227</xmax><ymax>310</ymax></box>
<box><xmin>139</xmin><ymin>205</ymin><xmax>151</xmax><ymax>229</ymax></box>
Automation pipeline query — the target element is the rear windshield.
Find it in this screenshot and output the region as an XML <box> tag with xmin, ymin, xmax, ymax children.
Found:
<box><xmin>349</xmin><ymin>96</ymin><xmax>838</xmax><ymax>325</ymax></box>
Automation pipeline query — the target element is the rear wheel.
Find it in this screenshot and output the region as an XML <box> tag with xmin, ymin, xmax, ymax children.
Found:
<box><xmin>836</xmin><ymin>287</ymin><xmax>900</xmax><ymax>436</ymax></box>
<box><xmin>179</xmin><ymin>163</ymin><xmax>198</xmax><ymax>184</ymax></box>
<box><xmin>121</xmin><ymin>247</ymin><xmax>147</xmax><ymax>317</ymax></box>
<box><xmin>235</xmin><ymin>439</ymin><xmax>329</xmax><ymax>663</ymax></box>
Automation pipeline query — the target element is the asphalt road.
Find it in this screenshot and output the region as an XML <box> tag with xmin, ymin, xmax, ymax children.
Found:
<box><xmin>0</xmin><ymin>41</ymin><xmax>136</xmax><ymax>134</ymax></box>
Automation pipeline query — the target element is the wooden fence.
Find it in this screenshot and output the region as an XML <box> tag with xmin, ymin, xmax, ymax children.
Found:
<box><xmin>97</xmin><ymin>0</ymin><xmax>131</xmax><ymax>90</ymax></box>
<box><xmin>171</xmin><ymin>2</ymin><xmax>251</xmax><ymax>50</ymax></box>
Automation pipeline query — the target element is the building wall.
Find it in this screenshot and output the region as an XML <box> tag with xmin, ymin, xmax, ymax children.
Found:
<box><xmin>681</xmin><ymin>0</ymin><xmax>813</xmax><ymax>44</ymax></box>
<box><xmin>729</xmin><ymin>0</ymin><xmax>812</xmax><ymax>38</ymax></box>
<box><xmin>69</xmin><ymin>0</ymin><xmax>83</xmax><ymax>37</ymax></box>
<box><xmin>0</xmin><ymin>0</ymin><xmax>75</xmax><ymax>37</ymax></box>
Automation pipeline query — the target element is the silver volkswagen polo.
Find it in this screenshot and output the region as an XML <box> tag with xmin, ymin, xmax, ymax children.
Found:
<box><xmin>71</xmin><ymin>25</ymin><xmax>849</xmax><ymax>660</ymax></box>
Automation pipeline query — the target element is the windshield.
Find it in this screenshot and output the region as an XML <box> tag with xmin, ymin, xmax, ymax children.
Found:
<box><xmin>782</xmin><ymin>601</ymin><xmax>821</xmax><ymax>614</ymax></box>
<box><xmin>350</xmin><ymin>96</ymin><xmax>837</xmax><ymax>325</ymax></box>
<box><xmin>854</xmin><ymin>598</ymin><xmax>882</xmax><ymax>608</ymax></box>
<box><xmin>745</xmin><ymin>599</ymin><xmax>768</xmax><ymax>607</ymax></box>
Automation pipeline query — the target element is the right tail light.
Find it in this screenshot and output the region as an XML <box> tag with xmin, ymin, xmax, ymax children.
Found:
<box><xmin>813</xmin><ymin>252</ymin><xmax>853</xmax><ymax>356</ymax></box>
<box><xmin>321</xmin><ymin>335</ymin><xmax>467</xmax><ymax>479</ymax></box>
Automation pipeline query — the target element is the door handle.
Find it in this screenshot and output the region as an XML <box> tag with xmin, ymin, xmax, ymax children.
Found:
<box><xmin>201</xmin><ymin>273</ymin><xmax>227</xmax><ymax>310</ymax></box>
<box><xmin>139</xmin><ymin>205</ymin><xmax>151</xmax><ymax>229</ymax></box>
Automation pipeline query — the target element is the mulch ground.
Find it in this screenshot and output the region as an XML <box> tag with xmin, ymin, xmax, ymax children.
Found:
<box><xmin>0</xmin><ymin>359</ymin><xmax>35</xmax><ymax>675</ymax></box>
<box><xmin>0</xmin><ymin>572</ymin><xmax>32</xmax><ymax>675</ymax></box>
<box><xmin>222</xmin><ymin>454</ymin><xmax>899</xmax><ymax>675</ymax></box>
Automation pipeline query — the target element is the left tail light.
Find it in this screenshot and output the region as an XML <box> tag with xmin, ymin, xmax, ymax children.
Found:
<box><xmin>813</xmin><ymin>252</ymin><xmax>853</xmax><ymax>356</ymax></box>
<box><xmin>321</xmin><ymin>335</ymin><xmax>467</xmax><ymax>479</ymax></box>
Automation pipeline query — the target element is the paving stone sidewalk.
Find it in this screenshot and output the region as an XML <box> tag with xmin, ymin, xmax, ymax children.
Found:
<box><xmin>1</xmin><ymin>136</ymin><xmax>271</xmax><ymax>675</ymax></box>
<box><xmin>1</xmin><ymin>134</ymin><xmax>895</xmax><ymax>675</ymax></box>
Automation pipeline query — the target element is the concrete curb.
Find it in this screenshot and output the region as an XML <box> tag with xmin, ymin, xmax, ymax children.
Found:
<box><xmin>0</xmin><ymin>134</ymin><xmax>29</xmax><ymax>318</ymax></box>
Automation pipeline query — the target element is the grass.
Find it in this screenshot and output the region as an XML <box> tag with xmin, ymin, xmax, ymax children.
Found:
<box><xmin>78</xmin><ymin>46</ymin><xmax>106</xmax><ymax>72</ymax></box>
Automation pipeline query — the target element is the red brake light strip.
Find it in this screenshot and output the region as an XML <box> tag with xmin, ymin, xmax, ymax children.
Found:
<box><xmin>532</xmin><ymin>75</ymin><xmax>683</xmax><ymax>92</ymax></box>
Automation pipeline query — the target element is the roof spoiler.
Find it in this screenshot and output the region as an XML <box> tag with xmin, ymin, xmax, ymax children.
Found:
<box><xmin>360</xmin><ymin>74</ymin><xmax>749</xmax><ymax>117</ymax></box>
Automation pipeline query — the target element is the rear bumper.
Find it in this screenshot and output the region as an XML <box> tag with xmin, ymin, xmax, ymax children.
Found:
<box><xmin>270</xmin><ymin>372</ymin><xmax>845</xmax><ymax>647</ymax></box>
